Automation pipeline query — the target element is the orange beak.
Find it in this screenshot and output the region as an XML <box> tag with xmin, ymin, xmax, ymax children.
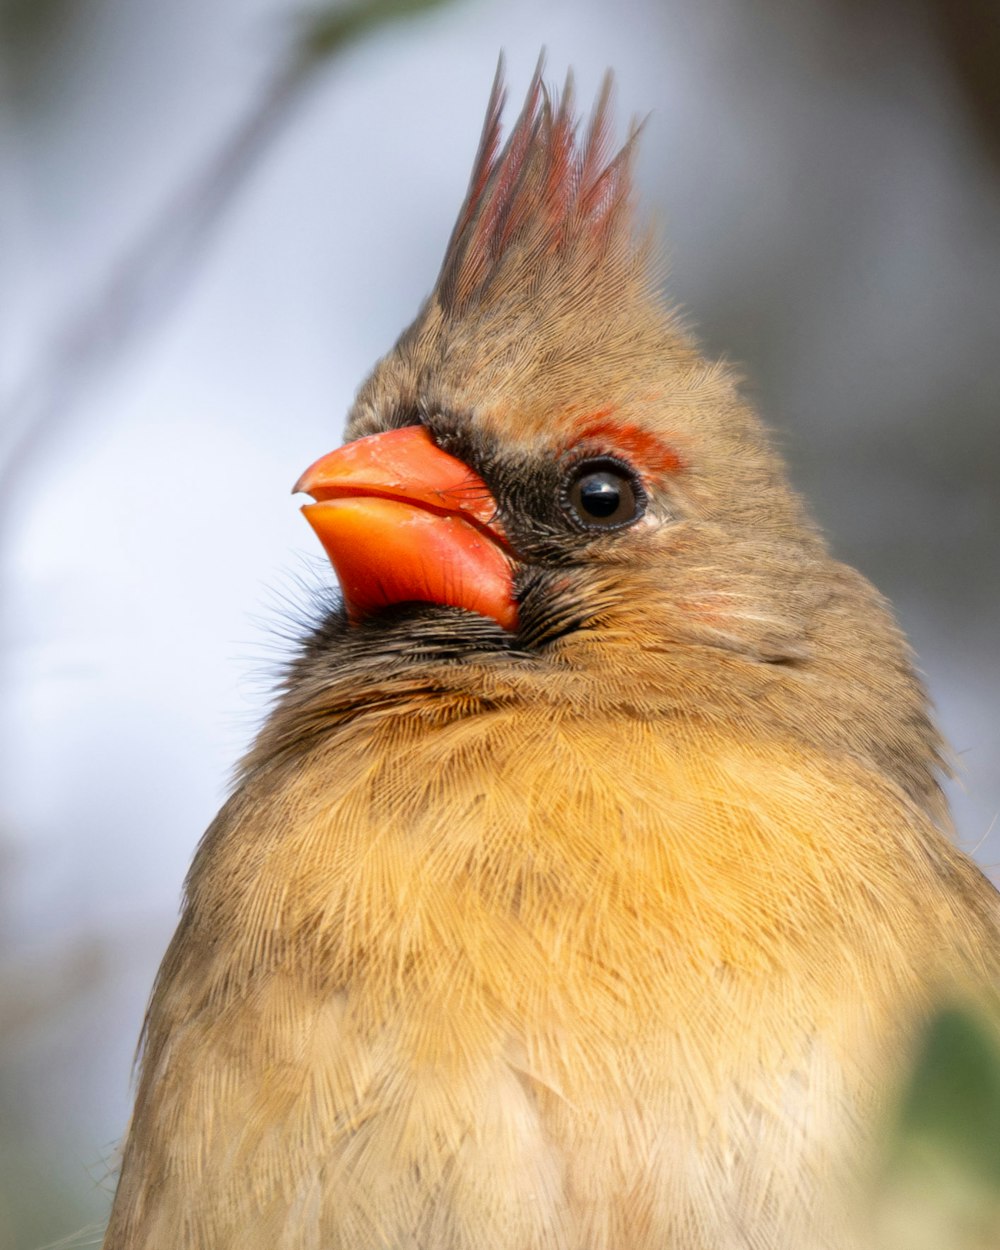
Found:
<box><xmin>294</xmin><ymin>425</ymin><xmax>518</xmax><ymax>631</ymax></box>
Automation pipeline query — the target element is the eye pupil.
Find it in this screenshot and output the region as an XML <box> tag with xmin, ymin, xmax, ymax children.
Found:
<box><xmin>565</xmin><ymin>458</ymin><xmax>645</xmax><ymax>530</ymax></box>
<box><xmin>578</xmin><ymin>474</ymin><xmax>622</xmax><ymax>517</ymax></box>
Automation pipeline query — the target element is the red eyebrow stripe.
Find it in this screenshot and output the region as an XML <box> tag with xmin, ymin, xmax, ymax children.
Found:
<box><xmin>571</xmin><ymin>415</ymin><xmax>684</xmax><ymax>477</ymax></box>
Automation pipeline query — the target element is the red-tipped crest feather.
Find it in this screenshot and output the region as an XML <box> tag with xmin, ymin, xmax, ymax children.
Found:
<box><xmin>445</xmin><ymin>58</ymin><xmax>507</xmax><ymax>250</ymax></box>
<box><xmin>437</xmin><ymin>59</ymin><xmax>643</xmax><ymax>313</ymax></box>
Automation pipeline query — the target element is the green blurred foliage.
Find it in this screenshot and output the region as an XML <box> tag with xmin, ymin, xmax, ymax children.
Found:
<box><xmin>875</xmin><ymin>1005</ymin><xmax>1000</xmax><ymax>1250</ymax></box>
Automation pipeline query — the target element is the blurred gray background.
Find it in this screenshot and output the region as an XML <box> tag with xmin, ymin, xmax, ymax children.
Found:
<box><xmin>1</xmin><ymin>0</ymin><xmax>998</xmax><ymax>1245</ymax></box>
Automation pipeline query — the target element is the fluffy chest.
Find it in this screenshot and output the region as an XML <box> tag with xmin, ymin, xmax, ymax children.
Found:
<box><xmin>132</xmin><ymin>709</ymin><xmax>957</xmax><ymax>1249</ymax></box>
<box><xmin>259</xmin><ymin>707</ymin><xmax>929</xmax><ymax>1030</ymax></box>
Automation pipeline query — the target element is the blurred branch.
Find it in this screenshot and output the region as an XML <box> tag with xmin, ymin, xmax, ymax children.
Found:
<box><xmin>0</xmin><ymin>0</ymin><xmax>461</xmax><ymax>526</ymax></box>
<box><xmin>928</xmin><ymin>0</ymin><xmax>1000</xmax><ymax>173</ymax></box>
<box><xmin>298</xmin><ymin>0</ymin><xmax>460</xmax><ymax>60</ymax></box>
<box><xmin>835</xmin><ymin>0</ymin><xmax>1000</xmax><ymax>177</ymax></box>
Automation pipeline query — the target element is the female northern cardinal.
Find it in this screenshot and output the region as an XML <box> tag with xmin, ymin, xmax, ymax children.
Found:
<box><xmin>103</xmin><ymin>64</ymin><xmax>1000</xmax><ymax>1249</ymax></box>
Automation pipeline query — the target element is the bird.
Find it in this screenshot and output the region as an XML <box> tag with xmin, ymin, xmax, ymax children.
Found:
<box><xmin>102</xmin><ymin>62</ymin><xmax>1000</xmax><ymax>1250</ymax></box>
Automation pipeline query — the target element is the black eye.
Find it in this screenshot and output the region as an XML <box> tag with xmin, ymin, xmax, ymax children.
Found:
<box><xmin>564</xmin><ymin>458</ymin><xmax>646</xmax><ymax>530</ymax></box>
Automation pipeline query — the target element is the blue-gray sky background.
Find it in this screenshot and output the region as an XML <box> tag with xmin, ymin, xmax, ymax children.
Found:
<box><xmin>1</xmin><ymin>1</ymin><xmax>998</xmax><ymax>1245</ymax></box>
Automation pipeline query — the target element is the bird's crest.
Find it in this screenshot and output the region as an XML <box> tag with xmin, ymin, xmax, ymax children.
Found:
<box><xmin>436</xmin><ymin>57</ymin><xmax>644</xmax><ymax>315</ymax></box>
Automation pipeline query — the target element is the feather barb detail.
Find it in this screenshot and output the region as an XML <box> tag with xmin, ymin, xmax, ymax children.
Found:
<box><xmin>437</xmin><ymin>55</ymin><xmax>644</xmax><ymax>314</ymax></box>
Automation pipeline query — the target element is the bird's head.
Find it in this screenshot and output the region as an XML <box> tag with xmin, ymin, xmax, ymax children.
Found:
<box><xmin>298</xmin><ymin>67</ymin><xmax>819</xmax><ymax>659</ymax></box>
<box><xmin>290</xmin><ymin>62</ymin><xmax>944</xmax><ymax>813</ymax></box>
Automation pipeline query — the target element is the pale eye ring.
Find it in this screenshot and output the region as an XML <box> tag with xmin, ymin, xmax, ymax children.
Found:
<box><xmin>563</xmin><ymin>457</ymin><xmax>646</xmax><ymax>530</ymax></box>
